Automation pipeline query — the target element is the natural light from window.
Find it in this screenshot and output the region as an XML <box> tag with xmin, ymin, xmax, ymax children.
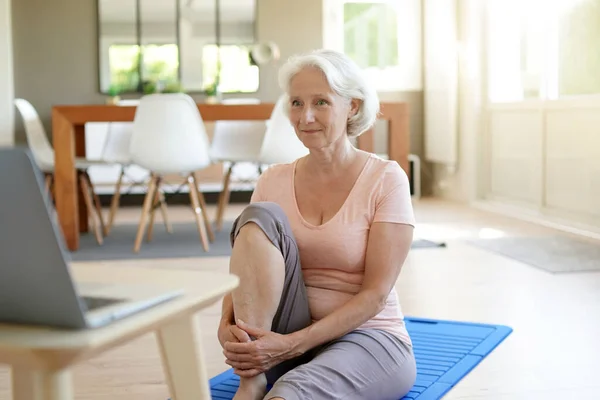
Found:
<box><xmin>487</xmin><ymin>0</ymin><xmax>600</xmax><ymax>102</ymax></box>
<box><xmin>324</xmin><ymin>0</ymin><xmax>421</xmax><ymax>92</ymax></box>
<box><xmin>201</xmin><ymin>45</ymin><xmax>259</xmax><ymax>93</ymax></box>
<box><xmin>108</xmin><ymin>44</ymin><xmax>179</xmax><ymax>93</ymax></box>
<box><xmin>106</xmin><ymin>43</ymin><xmax>259</xmax><ymax>94</ymax></box>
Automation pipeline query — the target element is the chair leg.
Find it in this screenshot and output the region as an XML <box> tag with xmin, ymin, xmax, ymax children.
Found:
<box><xmin>215</xmin><ymin>163</ymin><xmax>234</xmax><ymax>231</ymax></box>
<box><xmin>78</xmin><ymin>172</ymin><xmax>103</xmax><ymax>245</ymax></box>
<box><xmin>44</xmin><ymin>173</ymin><xmax>52</xmax><ymax>195</ymax></box>
<box><xmin>158</xmin><ymin>189</ymin><xmax>172</xmax><ymax>233</ymax></box>
<box><xmin>44</xmin><ymin>173</ymin><xmax>55</xmax><ymax>203</ymax></box>
<box><xmin>146</xmin><ymin>176</ymin><xmax>161</xmax><ymax>242</ymax></box>
<box><xmin>187</xmin><ymin>174</ymin><xmax>210</xmax><ymax>252</ymax></box>
<box><xmin>133</xmin><ymin>175</ymin><xmax>159</xmax><ymax>253</ymax></box>
<box><xmin>191</xmin><ymin>172</ymin><xmax>214</xmax><ymax>242</ymax></box>
<box><xmin>83</xmin><ymin>171</ymin><xmax>106</xmax><ymax>237</ymax></box>
<box><xmin>105</xmin><ymin>166</ymin><xmax>125</xmax><ymax>236</ymax></box>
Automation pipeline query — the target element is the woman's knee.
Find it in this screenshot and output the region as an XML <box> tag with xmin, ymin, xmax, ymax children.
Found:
<box><xmin>230</xmin><ymin>202</ymin><xmax>291</xmax><ymax>249</ymax></box>
<box><xmin>238</xmin><ymin>202</ymin><xmax>288</xmax><ymax>226</ymax></box>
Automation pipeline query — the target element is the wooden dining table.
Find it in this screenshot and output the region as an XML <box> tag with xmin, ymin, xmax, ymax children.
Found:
<box><xmin>51</xmin><ymin>101</ymin><xmax>410</xmax><ymax>251</ymax></box>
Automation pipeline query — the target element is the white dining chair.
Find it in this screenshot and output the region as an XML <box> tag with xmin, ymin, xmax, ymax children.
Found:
<box><xmin>98</xmin><ymin>99</ymin><xmax>167</xmax><ymax>236</ymax></box>
<box><xmin>257</xmin><ymin>94</ymin><xmax>309</xmax><ymax>165</ymax></box>
<box><xmin>101</xmin><ymin>99</ymin><xmax>140</xmax><ymax>167</ymax></box>
<box><xmin>129</xmin><ymin>93</ymin><xmax>214</xmax><ymax>253</ymax></box>
<box><xmin>209</xmin><ymin>98</ymin><xmax>266</xmax><ymax>230</ymax></box>
<box><xmin>14</xmin><ymin>98</ymin><xmax>109</xmax><ymax>245</ymax></box>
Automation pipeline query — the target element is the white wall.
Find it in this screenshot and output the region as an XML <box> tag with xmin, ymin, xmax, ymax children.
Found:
<box><xmin>256</xmin><ymin>0</ymin><xmax>324</xmax><ymax>101</ymax></box>
<box><xmin>485</xmin><ymin>104</ymin><xmax>544</xmax><ymax>206</ymax></box>
<box><xmin>482</xmin><ymin>99</ymin><xmax>600</xmax><ymax>235</ymax></box>
<box><xmin>0</xmin><ymin>0</ymin><xmax>14</xmax><ymax>147</ymax></box>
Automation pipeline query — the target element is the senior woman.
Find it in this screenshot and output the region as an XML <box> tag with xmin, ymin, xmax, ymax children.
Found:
<box><xmin>218</xmin><ymin>49</ymin><xmax>416</xmax><ymax>400</ymax></box>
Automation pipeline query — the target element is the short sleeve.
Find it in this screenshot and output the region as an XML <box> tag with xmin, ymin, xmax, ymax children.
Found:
<box><xmin>250</xmin><ymin>165</ymin><xmax>279</xmax><ymax>203</ymax></box>
<box><xmin>250</xmin><ymin>172</ymin><xmax>267</xmax><ymax>203</ymax></box>
<box><xmin>373</xmin><ymin>162</ymin><xmax>415</xmax><ymax>226</ymax></box>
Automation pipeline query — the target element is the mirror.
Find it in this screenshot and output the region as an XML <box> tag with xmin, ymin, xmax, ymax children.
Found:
<box><xmin>97</xmin><ymin>0</ymin><xmax>258</xmax><ymax>95</ymax></box>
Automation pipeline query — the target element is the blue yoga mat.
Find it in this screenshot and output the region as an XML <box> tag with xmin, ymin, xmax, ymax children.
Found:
<box><xmin>208</xmin><ymin>317</ymin><xmax>512</xmax><ymax>400</ymax></box>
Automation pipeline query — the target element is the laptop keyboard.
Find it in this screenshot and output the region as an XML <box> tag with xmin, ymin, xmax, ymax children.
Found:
<box><xmin>82</xmin><ymin>296</ymin><xmax>125</xmax><ymax>310</ymax></box>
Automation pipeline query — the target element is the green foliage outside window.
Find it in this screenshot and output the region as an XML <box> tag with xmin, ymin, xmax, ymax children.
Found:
<box><xmin>343</xmin><ymin>2</ymin><xmax>398</xmax><ymax>69</ymax></box>
<box><xmin>108</xmin><ymin>44</ymin><xmax>181</xmax><ymax>95</ymax></box>
<box><xmin>107</xmin><ymin>43</ymin><xmax>257</xmax><ymax>95</ymax></box>
<box><xmin>558</xmin><ymin>0</ymin><xmax>600</xmax><ymax>96</ymax></box>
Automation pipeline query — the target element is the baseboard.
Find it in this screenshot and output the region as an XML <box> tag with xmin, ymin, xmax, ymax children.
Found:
<box><xmin>98</xmin><ymin>190</ymin><xmax>253</xmax><ymax>207</ymax></box>
<box><xmin>472</xmin><ymin>199</ymin><xmax>600</xmax><ymax>241</ymax></box>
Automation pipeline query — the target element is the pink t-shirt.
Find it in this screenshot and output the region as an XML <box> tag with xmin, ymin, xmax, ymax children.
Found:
<box><xmin>251</xmin><ymin>153</ymin><xmax>415</xmax><ymax>346</ymax></box>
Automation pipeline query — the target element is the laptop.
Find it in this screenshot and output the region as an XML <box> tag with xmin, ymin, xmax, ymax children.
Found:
<box><xmin>0</xmin><ymin>147</ymin><xmax>184</xmax><ymax>329</ymax></box>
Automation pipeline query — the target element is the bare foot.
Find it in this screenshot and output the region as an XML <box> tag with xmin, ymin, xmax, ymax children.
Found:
<box><xmin>233</xmin><ymin>374</ymin><xmax>267</xmax><ymax>400</ymax></box>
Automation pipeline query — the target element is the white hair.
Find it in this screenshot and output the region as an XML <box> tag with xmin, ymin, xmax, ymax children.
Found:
<box><xmin>277</xmin><ymin>49</ymin><xmax>380</xmax><ymax>138</ymax></box>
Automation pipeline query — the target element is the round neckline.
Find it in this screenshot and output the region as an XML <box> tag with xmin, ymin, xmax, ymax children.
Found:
<box><xmin>291</xmin><ymin>153</ymin><xmax>374</xmax><ymax>229</ymax></box>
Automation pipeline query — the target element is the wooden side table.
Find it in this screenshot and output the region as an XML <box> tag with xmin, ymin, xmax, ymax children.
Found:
<box><xmin>0</xmin><ymin>265</ymin><xmax>238</xmax><ymax>400</ymax></box>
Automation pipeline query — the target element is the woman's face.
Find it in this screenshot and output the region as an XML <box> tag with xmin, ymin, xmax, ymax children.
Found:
<box><xmin>288</xmin><ymin>67</ymin><xmax>358</xmax><ymax>150</ymax></box>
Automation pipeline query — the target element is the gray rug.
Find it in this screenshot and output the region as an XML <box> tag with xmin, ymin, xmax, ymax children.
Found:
<box><xmin>466</xmin><ymin>235</ymin><xmax>600</xmax><ymax>273</ymax></box>
<box><xmin>70</xmin><ymin>221</ymin><xmax>446</xmax><ymax>262</ymax></box>
<box><xmin>71</xmin><ymin>221</ymin><xmax>237</xmax><ymax>261</ymax></box>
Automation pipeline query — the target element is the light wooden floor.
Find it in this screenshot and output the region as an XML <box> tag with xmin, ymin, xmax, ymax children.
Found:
<box><xmin>1</xmin><ymin>198</ymin><xmax>599</xmax><ymax>400</ymax></box>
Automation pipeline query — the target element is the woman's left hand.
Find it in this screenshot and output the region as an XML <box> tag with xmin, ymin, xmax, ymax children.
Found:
<box><xmin>223</xmin><ymin>319</ymin><xmax>300</xmax><ymax>378</ymax></box>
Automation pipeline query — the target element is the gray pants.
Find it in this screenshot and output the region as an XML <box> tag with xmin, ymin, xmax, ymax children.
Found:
<box><xmin>230</xmin><ymin>202</ymin><xmax>417</xmax><ymax>400</ymax></box>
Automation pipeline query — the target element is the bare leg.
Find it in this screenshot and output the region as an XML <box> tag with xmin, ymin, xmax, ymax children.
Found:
<box><xmin>230</xmin><ymin>222</ymin><xmax>285</xmax><ymax>400</ymax></box>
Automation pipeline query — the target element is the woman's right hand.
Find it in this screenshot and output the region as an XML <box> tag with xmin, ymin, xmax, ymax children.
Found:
<box><xmin>218</xmin><ymin>318</ymin><xmax>252</xmax><ymax>349</ymax></box>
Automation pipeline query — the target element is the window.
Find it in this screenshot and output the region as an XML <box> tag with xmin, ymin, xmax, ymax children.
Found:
<box><xmin>107</xmin><ymin>43</ymin><xmax>257</xmax><ymax>94</ymax></box>
<box><xmin>201</xmin><ymin>45</ymin><xmax>259</xmax><ymax>93</ymax></box>
<box><xmin>557</xmin><ymin>0</ymin><xmax>600</xmax><ymax>96</ymax></box>
<box><xmin>343</xmin><ymin>3</ymin><xmax>398</xmax><ymax>69</ymax></box>
<box><xmin>323</xmin><ymin>0</ymin><xmax>421</xmax><ymax>91</ymax></box>
<box><xmin>487</xmin><ymin>0</ymin><xmax>600</xmax><ymax>102</ymax></box>
<box><xmin>108</xmin><ymin>45</ymin><xmax>140</xmax><ymax>93</ymax></box>
<box><xmin>108</xmin><ymin>44</ymin><xmax>180</xmax><ymax>94</ymax></box>
<box><xmin>141</xmin><ymin>44</ymin><xmax>180</xmax><ymax>91</ymax></box>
